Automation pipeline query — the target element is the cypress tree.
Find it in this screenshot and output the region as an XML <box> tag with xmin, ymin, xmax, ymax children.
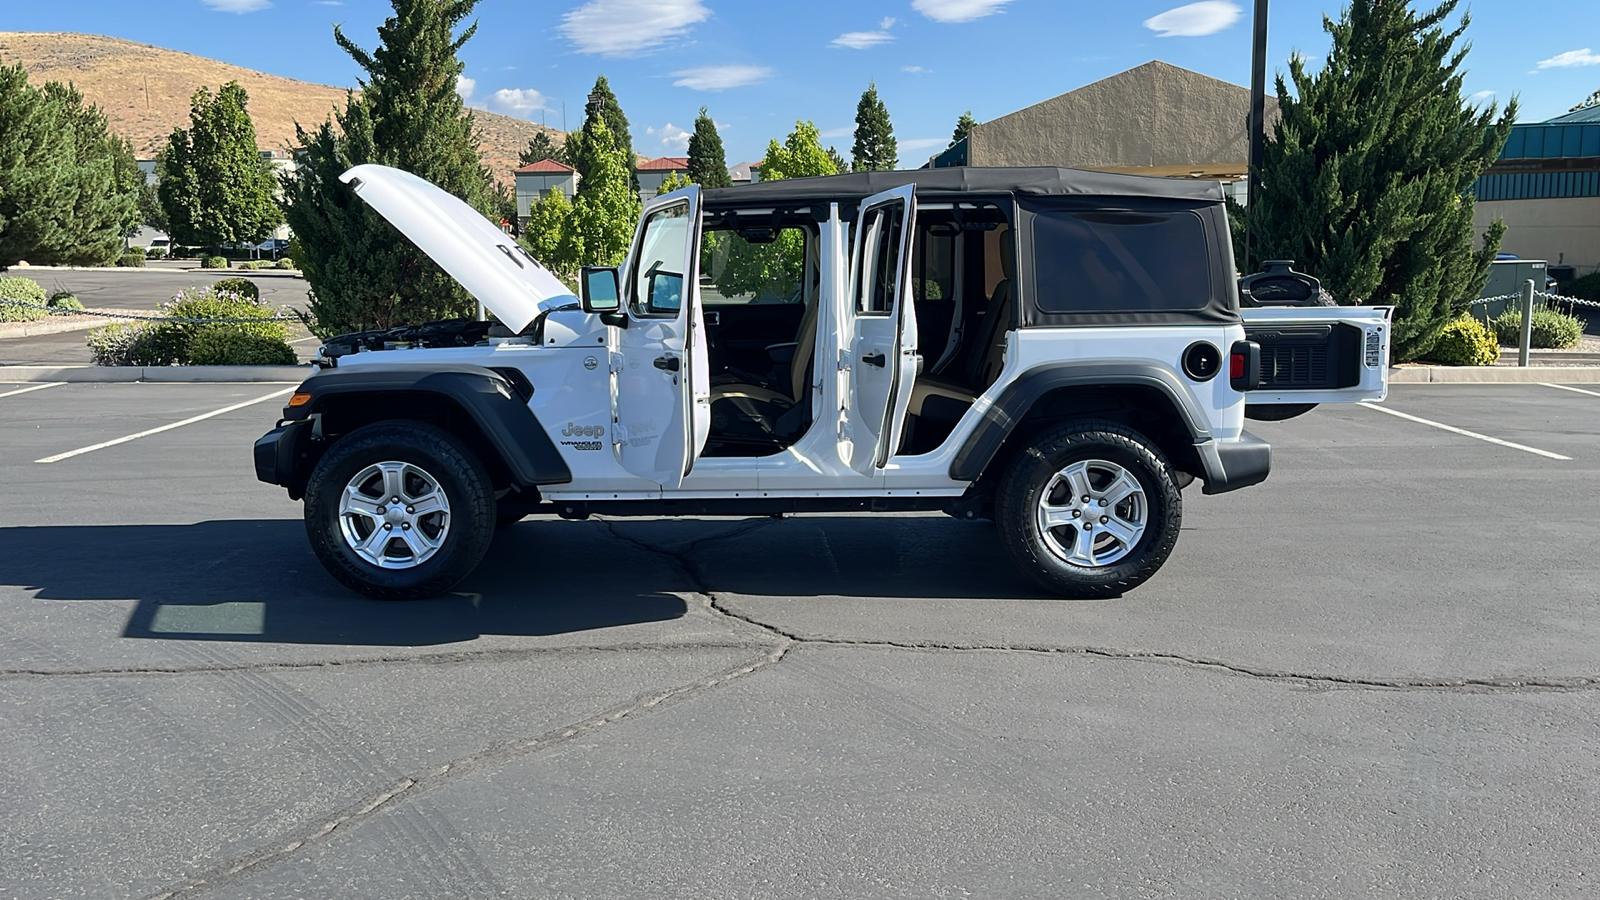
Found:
<box><xmin>565</xmin><ymin>119</ymin><xmax>640</xmax><ymax>268</ymax></box>
<box><xmin>1245</xmin><ymin>0</ymin><xmax>1515</xmax><ymax>361</ymax></box>
<box><xmin>158</xmin><ymin>82</ymin><xmax>280</xmax><ymax>255</ymax></box>
<box><xmin>851</xmin><ymin>82</ymin><xmax>898</xmax><ymax>172</ymax></box>
<box><xmin>519</xmin><ymin>130</ymin><xmax>560</xmax><ymax>167</ymax></box>
<box><xmin>686</xmin><ymin>107</ymin><xmax>730</xmax><ymax>188</ymax></box>
<box><xmin>568</xmin><ymin>75</ymin><xmax>636</xmax><ymax>194</ymax></box>
<box><xmin>283</xmin><ymin>0</ymin><xmax>495</xmax><ymax>333</ymax></box>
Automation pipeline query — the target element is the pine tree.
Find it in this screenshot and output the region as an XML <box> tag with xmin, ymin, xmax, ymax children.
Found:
<box><xmin>45</xmin><ymin>81</ymin><xmax>142</xmax><ymax>262</ymax></box>
<box><xmin>158</xmin><ymin>82</ymin><xmax>281</xmax><ymax>254</ymax></box>
<box><xmin>283</xmin><ymin>0</ymin><xmax>496</xmax><ymax>334</ymax></box>
<box><xmin>825</xmin><ymin>146</ymin><xmax>848</xmax><ymax>176</ymax></box>
<box><xmin>568</xmin><ymin>75</ymin><xmax>636</xmax><ymax>194</ymax></box>
<box><xmin>519</xmin><ymin>131</ymin><xmax>560</xmax><ymax>166</ymax></box>
<box><xmin>1245</xmin><ymin>0</ymin><xmax>1515</xmax><ymax>361</ymax></box>
<box><xmin>851</xmin><ymin>82</ymin><xmax>898</xmax><ymax>172</ymax></box>
<box><xmin>950</xmin><ymin>111</ymin><xmax>977</xmax><ymax>146</ymax></box>
<box><xmin>686</xmin><ymin>107</ymin><xmax>730</xmax><ymax>188</ymax></box>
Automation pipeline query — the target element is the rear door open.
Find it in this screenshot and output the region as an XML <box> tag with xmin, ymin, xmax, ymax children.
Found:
<box><xmin>1241</xmin><ymin>305</ymin><xmax>1392</xmax><ymax>406</ymax></box>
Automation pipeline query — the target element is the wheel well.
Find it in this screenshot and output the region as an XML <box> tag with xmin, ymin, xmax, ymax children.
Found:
<box><xmin>312</xmin><ymin>391</ymin><xmax>517</xmax><ymax>490</ymax></box>
<box><xmin>974</xmin><ymin>384</ymin><xmax>1203</xmax><ymax>503</ymax></box>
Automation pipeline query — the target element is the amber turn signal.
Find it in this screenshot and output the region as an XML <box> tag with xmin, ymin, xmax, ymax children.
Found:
<box><xmin>288</xmin><ymin>392</ymin><xmax>313</xmax><ymax>407</ymax></box>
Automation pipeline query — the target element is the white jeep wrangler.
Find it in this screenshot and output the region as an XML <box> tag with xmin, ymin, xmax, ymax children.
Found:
<box><xmin>256</xmin><ymin>164</ymin><xmax>1390</xmax><ymax>600</ymax></box>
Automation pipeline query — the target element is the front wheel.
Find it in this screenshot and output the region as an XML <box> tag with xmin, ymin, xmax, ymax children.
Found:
<box><xmin>995</xmin><ymin>420</ymin><xmax>1182</xmax><ymax>599</ymax></box>
<box><xmin>304</xmin><ymin>421</ymin><xmax>497</xmax><ymax>600</ymax></box>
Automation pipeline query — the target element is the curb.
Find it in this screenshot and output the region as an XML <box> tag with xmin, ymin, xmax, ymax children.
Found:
<box><xmin>0</xmin><ymin>309</ymin><xmax>152</xmax><ymax>340</ymax></box>
<box><xmin>1389</xmin><ymin>366</ymin><xmax>1600</xmax><ymax>384</ymax></box>
<box><xmin>0</xmin><ymin>364</ymin><xmax>312</xmax><ymax>383</ymax></box>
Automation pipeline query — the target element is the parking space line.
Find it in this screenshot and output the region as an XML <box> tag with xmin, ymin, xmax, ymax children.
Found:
<box><xmin>35</xmin><ymin>388</ymin><xmax>293</xmax><ymax>464</ymax></box>
<box><xmin>0</xmin><ymin>382</ymin><xmax>64</xmax><ymax>400</ymax></box>
<box><xmin>1359</xmin><ymin>401</ymin><xmax>1571</xmax><ymax>460</ymax></box>
<box><xmin>1541</xmin><ymin>383</ymin><xmax>1600</xmax><ymax>399</ymax></box>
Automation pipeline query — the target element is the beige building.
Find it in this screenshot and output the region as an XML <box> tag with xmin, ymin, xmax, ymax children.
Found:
<box><xmin>932</xmin><ymin>60</ymin><xmax>1277</xmax><ymax>191</ymax></box>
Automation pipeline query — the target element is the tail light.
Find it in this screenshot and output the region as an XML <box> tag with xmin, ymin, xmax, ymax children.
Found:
<box><xmin>1230</xmin><ymin>340</ymin><xmax>1261</xmax><ymax>392</ymax></box>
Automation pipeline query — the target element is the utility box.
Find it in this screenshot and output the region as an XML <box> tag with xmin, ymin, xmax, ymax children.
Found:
<box><xmin>1477</xmin><ymin>259</ymin><xmax>1547</xmax><ymax>319</ymax></box>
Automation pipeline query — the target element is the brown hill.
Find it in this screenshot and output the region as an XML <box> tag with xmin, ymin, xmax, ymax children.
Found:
<box><xmin>0</xmin><ymin>31</ymin><xmax>559</xmax><ymax>187</ymax></box>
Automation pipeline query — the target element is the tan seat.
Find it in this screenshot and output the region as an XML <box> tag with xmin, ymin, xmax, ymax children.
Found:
<box><xmin>909</xmin><ymin>233</ymin><xmax>1014</xmax><ymax>416</ymax></box>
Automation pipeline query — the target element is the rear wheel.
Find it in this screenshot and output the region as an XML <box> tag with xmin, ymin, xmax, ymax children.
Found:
<box><xmin>304</xmin><ymin>421</ymin><xmax>496</xmax><ymax>600</ymax></box>
<box><xmin>995</xmin><ymin>420</ymin><xmax>1182</xmax><ymax>598</ymax></box>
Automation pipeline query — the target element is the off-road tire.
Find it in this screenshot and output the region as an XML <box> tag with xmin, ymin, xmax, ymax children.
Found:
<box><xmin>995</xmin><ymin>420</ymin><xmax>1182</xmax><ymax>599</ymax></box>
<box><xmin>304</xmin><ymin>421</ymin><xmax>496</xmax><ymax>600</ymax></box>
<box><xmin>1245</xmin><ymin>402</ymin><xmax>1318</xmax><ymax>422</ymax></box>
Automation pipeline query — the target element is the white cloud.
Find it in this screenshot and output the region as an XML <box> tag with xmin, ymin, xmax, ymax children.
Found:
<box><xmin>671</xmin><ymin>65</ymin><xmax>771</xmax><ymax>91</ymax></box>
<box><xmin>819</xmin><ymin>126</ymin><xmax>854</xmax><ymax>139</ymax></box>
<box><xmin>832</xmin><ymin>30</ymin><xmax>894</xmax><ymax>49</ymax></box>
<box><xmin>901</xmin><ymin>65</ymin><xmax>931</xmax><ymax>74</ymax></box>
<box><xmin>880</xmin><ymin>16</ymin><xmax>897</xmax><ymax>29</ymax></box>
<box><xmin>912</xmin><ymin>0</ymin><xmax>1009</xmax><ymax>23</ymax></box>
<box><xmin>313</xmin><ymin>0</ymin><xmax>341</xmax><ymax>5</ymax></box>
<box><xmin>1537</xmin><ymin>48</ymin><xmax>1600</xmax><ymax>69</ymax></box>
<box><xmin>1469</xmin><ymin>90</ymin><xmax>1496</xmax><ymax>101</ymax></box>
<box><xmin>1143</xmin><ymin>1</ymin><xmax>1241</xmax><ymax>37</ymax></box>
<box><xmin>491</xmin><ymin>88</ymin><xmax>552</xmax><ymax>117</ymax></box>
<box><xmin>898</xmin><ymin>137</ymin><xmax>948</xmax><ymax>152</ymax></box>
<box><xmin>647</xmin><ymin>122</ymin><xmax>691</xmax><ymax>152</ymax></box>
<box><xmin>560</xmin><ymin>0</ymin><xmax>710</xmax><ymax>57</ymax></box>
<box><xmin>455</xmin><ymin>75</ymin><xmax>476</xmax><ymax>104</ymax></box>
<box><xmin>203</xmin><ymin>0</ymin><xmax>271</xmax><ymax>11</ymax></box>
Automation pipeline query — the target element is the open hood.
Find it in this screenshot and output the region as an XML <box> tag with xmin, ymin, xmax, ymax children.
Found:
<box><xmin>340</xmin><ymin>164</ymin><xmax>575</xmax><ymax>333</ymax></box>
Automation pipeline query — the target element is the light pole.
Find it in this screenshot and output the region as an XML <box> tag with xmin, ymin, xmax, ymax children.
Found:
<box><xmin>1245</xmin><ymin>0</ymin><xmax>1268</xmax><ymax>270</ymax></box>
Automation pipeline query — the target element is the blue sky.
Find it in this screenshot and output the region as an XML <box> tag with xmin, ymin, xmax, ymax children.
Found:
<box><xmin>10</xmin><ymin>0</ymin><xmax>1600</xmax><ymax>164</ymax></box>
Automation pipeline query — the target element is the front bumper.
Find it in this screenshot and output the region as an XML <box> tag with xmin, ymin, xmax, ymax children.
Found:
<box><xmin>1197</xmin><ymin>430</ymin><xmax>1271</xmax><ymax>495</ymax></box>
<box><xmin>254</xmin><ymin>419</ymin><xmax>316</xmax><ymax>499</ymax></box>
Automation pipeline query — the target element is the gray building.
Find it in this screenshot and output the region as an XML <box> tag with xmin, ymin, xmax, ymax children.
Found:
<box><xmin>515</xmin><ymin>159</ymin><xmax>579</xmax><ymax>229</ymax></box>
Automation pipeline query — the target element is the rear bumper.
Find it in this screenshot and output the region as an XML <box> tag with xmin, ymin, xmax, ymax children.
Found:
<box><xmin>1197</xmin><ymin>431</ymin><xmax>1271</xmax><ymax>495</ymax></box>
<box><xmin>254</xmin><ymin>419</ymin><xmax>315</xmax><ymax>499</ymax></box>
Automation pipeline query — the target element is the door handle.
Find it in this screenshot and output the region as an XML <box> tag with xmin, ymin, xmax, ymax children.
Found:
<box><xmin>860</xmin><ymin>352</ymin><xmax>886</xmax><ymax>368</ymax></box>
<box><xmin>653</xmin><ymin>356</ymin><xmax>681</xmax><ymax>372</ymax></box>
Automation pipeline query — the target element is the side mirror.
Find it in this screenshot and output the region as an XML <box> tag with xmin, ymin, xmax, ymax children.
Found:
<box><xmin>580</xmin><ymin>266</ymin><xmax>621</xmax><ymax>314</ymax></box>
<box><xmin>646</xmin><ymin>270</ymin><xmax>684</xmax><ymax>315</ymax></box>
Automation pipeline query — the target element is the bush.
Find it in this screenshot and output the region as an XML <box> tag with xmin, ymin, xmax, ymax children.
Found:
<box><xmin>1427</xmin><ymin>315</ymin><xmax>1500</xmax><ymax>366</ymax></box>
<box><xmin>48</xmin><ymin>291</ymin><xmax>84</xmax><ymax>311</ymax></box>
<box><xmin>145</xmin><ymin>247</ymin><xmax>168</xmax><ymax>260</ymax></box>
<box><xmin>187</xmin><ymin>328</ymin><xmax>298</xmax><ymax>365</ymax></box>
<box><xmin>237</xmin><ymin>261</ymin><xmax>260</xmax><ymax>271</ymax></box>
<box><xmin>210</xmin><ymin>277</ymin><xmax>260</xmax><ymax>302</ymax></box>
<box><xmin>203</xmin><ymin>255</ymin><xmax>229</xmax><ymax>269</ymax></box>
<box><xmin>0</xmin><ymin>276</ymin><xmax>48</xmax><ymax>323</ymax></box>
<box><xmin>86</xmin><ymin>322</ymin><xmax>159</xmax><ymax>366</ymax></box>
<box><xmin>1489</xmin><ymin>307</ymin><xmax>1584</xmax><ymax>349</ymax></box>
<box><xmin>116</xmin><ymin>252</ymin><xmax>146</xmax><ymax>267</ymax></box>
<box><xmin>107</xmin><ymin>284</ymin><xmax>293</xmax><ymax>366</ymax></box>
<box><xmin>275</xmin><ymin>258</ymin><xmax>296</xmax><ymax>270</ymax></box>
<box><xmin>1561</xmin><ymin>272</ymin><xmax>1600</xmax><ymax>303</ymax></box>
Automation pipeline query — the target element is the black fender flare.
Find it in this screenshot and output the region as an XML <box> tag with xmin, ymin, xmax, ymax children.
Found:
<box><xmin>269</xmin><ymin>364</ymin><xmax>572</xmax><ymax>491</ymax></box>
<box><xmin>948</xmin><ymin>362</ymin><xmax>1216</xmax><ymax>483</ymax></box>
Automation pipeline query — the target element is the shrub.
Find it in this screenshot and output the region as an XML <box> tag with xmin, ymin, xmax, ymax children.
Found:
<box><xmin>1427</xmin><ymin>315</ymin><xmax>1500</xmax><ymax>366</ymax></box>
<box><xmin>203</xmin><ymin>255</ymin><xmax>229</xmax><ymax>269</ymax></box>
<box><xmin>86</xmin><ymin>323</ymin><xmax>160</xmax><ymax>366</ymax></box>
<box><xmin>1490</xmin><ymin>307</ymin><xmax>1584</xmax><ymax>349</ymax></box>
<box><xmin>287</xmin><ymin>235</ymin><xmax>305</xmax><ymax>270</ymax></box>
<box><xmin>1562</xmin><ymin>272</ymin><xmax>1600</xmax><ymax>303</ymax></box>
<box><xmin>134</xmin><ymin>284</ymin><xmax>291</xmax><ymax>365</ymax></box>
<box><xmin>116</xmin><ymin>252</ymin><xmax>146</xmax><ymax>267</ymax></box>
<box><xmin>275</xmin><ymin>258</ymin><xmax>295</xmax><ymax>270</ymax></box>
<box><xmin>210</xmin><ymin>277</ymin><xmax>260</xmax><ymax>302</ymax></box>
<box><xmin>145</xmin><ymin>247</ymin><xmax>168</xmax><ymax>260</ymax></box>
<box><xmin>48</xmin><ymin>291</ymin><xmax>84</xmax><ymax>311</ymax></box>
<box><xmin>187</xmin><ymin>328</ymin><xmax>298</xmax><ymax>366</ymax></box>
<box><xmin>0</xmin><ymin>276</ymin><xmax>48</xmax><ymax>323</ymax></box>
<box><xmin>237</xmin><ymin>261</ymin><xmax>260</xmax><ymax>271</ymax></box>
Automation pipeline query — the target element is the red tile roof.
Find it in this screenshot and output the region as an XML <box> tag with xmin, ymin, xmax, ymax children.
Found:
<box><xmin>514</xmin><ymin>159</ymin><xmax>576</xmax><ymax>174</ymax></box>
<box><xmin>638</xmin><ymin>156</ymin><xmax>690</xmax><ymax>172</ymax></box>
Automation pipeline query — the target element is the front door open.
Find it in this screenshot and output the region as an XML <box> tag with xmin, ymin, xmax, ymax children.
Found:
<box><xmin>612</xmin><ymin>187</ymin><xmax>709</xmax><ymax>488</ymax></box>
<box><xmin>840</xmin><ymin>185</ymin><xmax>918</xmax><ymax>476</ymax></box>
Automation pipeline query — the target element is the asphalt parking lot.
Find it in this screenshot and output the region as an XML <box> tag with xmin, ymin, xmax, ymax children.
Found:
<box><xmin>2</xmin><ymin>382</ymin><xmax>1599</xmax><ymax>898</ymax></box>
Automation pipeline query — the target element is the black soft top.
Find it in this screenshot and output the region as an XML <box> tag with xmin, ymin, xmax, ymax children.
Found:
<box><xmin>702</xmin><ymin>166</ymin><xmax>1224</xmax><ymax>206</ymax></box>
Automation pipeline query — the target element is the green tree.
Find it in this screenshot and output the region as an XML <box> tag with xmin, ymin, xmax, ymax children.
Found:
<box><xmin>567</xmin><ymin>75</ymin><xmax>636</xmax><ymax>195</ymax></box>
<box><xmin>1243</xmin><ymin>0</ymin><xmax>1515</xmax><ymax>361</ymax></box>
<box><xmin>655</xmin><ymin>171</ymin><xmax>693</xmax><ymax>195</ymax></box>
<box><xmin>282</xmin><ymin>0</ymin><xmax>496</xmax><ymax>334</ymax></box>
<box><xmin>711</xmin><ymin>121</ymin><xmax>840</xmax><ymax>299</ymax></box>
<box><xmin>761</xmin><ymin>121</ymin><xmax>840</xmax><ymax>181</ymax></box>
<box><xmin>826</xmin><ymin>146</ymin><xmax>849</xmax><ymax>176</ymax></box>
<box><xmin>158</xmin><ymin>83</ymin><xmax>280</xmax><ymax>254</ymax></box>
<box><xmin>565</xmin><ymin>118</ymin><xmax>640</xmax><ymax>268</ymax></box>
<box><xmin>851</xmin><ymin>81</ymin><xmax>898</xmax><ymax>172</ymax></box>
<box><xmin>520</xmin><ymin>185</ymin><xmax>572</xmax><ymax>275</ymax></box>
<box><xmin>950</xmin><ymin>110</ymin><xmax>977</xmax><ymax>146</ymax></box>
<box><xmin>686</xmin><ymin>107</ymin><xmax>730</xmax><ymax>188</ymax></box>
<box><xmin>519</xmin><ymin>130</ymin><xmax>562</xmax><ymax>166</ymax></box>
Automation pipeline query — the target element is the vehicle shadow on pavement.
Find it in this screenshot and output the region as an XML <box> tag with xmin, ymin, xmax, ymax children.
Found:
<box><xmin>0</xmin><ymin>520</ymin><xmax>688</xmax><ymax>646</ymax></box>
